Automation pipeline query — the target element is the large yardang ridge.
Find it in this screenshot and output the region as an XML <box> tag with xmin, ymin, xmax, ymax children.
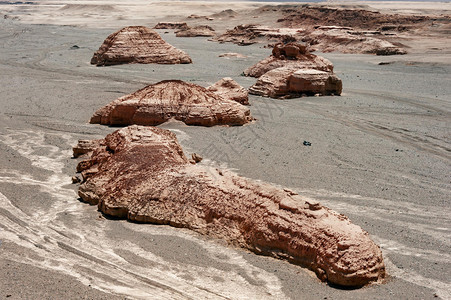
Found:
<box><xmin>90</xmin><ymin>80</ymin><xmax>252</xmax><ymax>126</ymax></box>
<box><xmin>74</xmin><ymin>125</ymin><xmax>385</xmax><ymax>288</ymax></box>
<box><xmin>90</xmin><ymin>26</ymin><xmax>192</xmax><ymax>66</ymax></box>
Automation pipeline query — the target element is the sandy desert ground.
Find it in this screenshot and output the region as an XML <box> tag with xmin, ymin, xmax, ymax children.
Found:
<box><xmin>0</xmin><ymin>1</ymin><xmax>450</xmax><ymax>299</ymax></box>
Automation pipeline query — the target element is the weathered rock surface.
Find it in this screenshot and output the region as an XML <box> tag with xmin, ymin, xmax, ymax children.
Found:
<box><xmin>301</xmin><ymin>28</ymin><xmax>407</xmax><ymax>55</ymax></box>
<box><xmin>207</xmin><ymin>77</ymin><xmax>249</xmax><ymax>105</ymax></box>
<box><xmin>210</xmin><ymin>4</ymin><xmax>433</xmax><ymax>55</ymax></box>
<box><xmin>75</xmin><ymin>125</ymin><xmax>385</xmax><ymax>287</ymax></box>
<box><xmin>277</xmin><ymin>5</ymin><xmax>430</xmax><ymax>31</ymax></box>
<box><xmin>90</xmin><ymin>80</ymin><xmax>252</xmax><ymax>126</ymax></box>
<box><xmin>90</xmin><ymin>26</ymin><xmax>192</xmax><ymax>66</ymax></box>
<box><xmin>212</xmin><ymin>24</ymin><xmax>298</xmax><ymax>46</ymax></box>
<box><xmin>73</xmin><ymin>139</ymin><xmax>105</xmax><ymax>158</ymax></box>
<box><xmin>176</xmin><ymin>25</ymin><xmax>215</xmax><ymax>37</ymax></box>
<box><xmin>249</xmin><ymin>67</ymin><xmax>342</xmax><ymax>98</ymax></box>
<box><xmin>289</xmin><ymin>69</ymin><xmax>342</xmax><ymax>95</ymax></box>
<box><xmin>153</xmin><ymin>22</ymin><xmax>189</xmax><ymax>30</ymax></box>
<box><xmin>219</xmin><ymin>52</ymin><xmax>247</xmax><ymax>59</ymax></box>
<box><xmin>244</xmin><ymin>42</ymin><xmax>334</xmax><ymax>78</ymax></box>
<box><xmin>210</xmin><ymin>9</ymin><xmax>237</xmax><ymax>19</ymax></box>
<box><xmin>213</xmin><ymin>23</ymin><xmax>407</xmax><ymax>55</ymax></box>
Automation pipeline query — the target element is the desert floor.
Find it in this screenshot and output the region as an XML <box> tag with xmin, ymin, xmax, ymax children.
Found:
<box><xmin>0</xmin><ymin>1</ymin><xmax>450</xmax><ymax>299</ymax></box>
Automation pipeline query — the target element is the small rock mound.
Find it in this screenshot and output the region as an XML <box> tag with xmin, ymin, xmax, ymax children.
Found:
<box><xmin>213</xmin><ymin>24</ymin><xmax>298</xmax><ymax>46</ymax></box>
<box><xmin>91</xmin><ymin>26</ymin><xmax>192</xmax><ymax>66</ymax></box>
<box><xmin>176</xmin><ymin>25</ymin><xmax>215</xmax><ymax>37</ymax></box>
<box><xmin>90</xmin><ymin>80</ymin><xmax>252</xmax><ymax>126</ymax></box>
<box><xmin>153</xmin><ymin>22</ymin><xmax>189</xmax><ymax>30</ymax></box>
<box><xmin>219</xmin><ymin>52</ymin><xmax>247</xmax><ymax>59</ymax></box>
<box><xmin>272</xmin><ymin>42</ymin><xmax>308</xmax><ymax>59</ymax></box>
<box><xmin>207</xmin><ymin>77</ymin><xmax>249</xmax><ymax>105</ymax></box>
<box><xmin>302</xmin><ymin>28</ymin><xmax>407</xmax><ymax>56</ymax></box>
<box><xmin>244</xmin><ymin>42</ymin><xmax>334</xmax><ymax>78</ymax></box>
<box><xmin>75</xmin><ymin>125</ymin><xmax>386</xmax><ymax>287</ymax></box>
<box><xmin>249</xmin><ymin>67</ymin><xmax>342</xmax><ymax>98</ymax></box>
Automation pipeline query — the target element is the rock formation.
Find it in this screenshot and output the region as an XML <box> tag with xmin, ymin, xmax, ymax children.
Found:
<box><xmin>74</xmin><ymin>125</ymin><xmax>385</xmax><ymax>287</ymax></box>
<box><xmin>212</xmin><ymin>24</ymin><xmax>298</xmax><ymax>46</ymax></box>
<box><xmin>276</xmin><ymin>6</ymin><xmax>430</xmax><ymax>31</ymax></box>
<box><xmin>90</xmin><ymin>26</ymin><xmax>192</xmax><ymax>66</ymax></box>
<box><xmin>300</xmin><ymin>27</ymin><xmax>407</xmax><ymax>55</ymax></box>
<box><xmin>207</xmin><ymin>77</ymin><xmax>249</xmax><ymax>105</ymax></box>
<box><xmin>90</xmin><ymin>80</ymin><xmax>252</xmax><ymax>126</ymax></box>
<box><xmin>249</xmin><ymin>67</ymin><xmax>342</xmax><ymax>98</ymax></box>
<box><xmin>219</xmin><ymin>53</ymin><xmax>247</xmax><ymax>59</ymax></box>
<box><xmin>176</xmin><ymin>25</ymin><xmax>215</xmax><ymax>37</ymax></box>
<box><xmin>244</xmin><ymin>42</ymin><xmax>334</xmax><ymax>78</ymax></box>
<box><xmin>73</xmin><ymin>139</ymin><xmax>105</xmax><ymax>158</ymax></box>
<box><xmin>210</xmin><ymin>4</ymin><xmax>436</xmax><ymax>55</ymax></box>
<box><xmin>153</xmin><ymin>22</ymin><xmax>189</xmax><ymax>30</ymax></box>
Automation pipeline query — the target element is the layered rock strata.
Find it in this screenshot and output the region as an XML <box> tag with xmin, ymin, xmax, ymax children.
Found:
<box><xmin>90</xmin><ymin>80</ymin><xmax>252</xmax><ymax>126</ymax></box>
<box><xmin>244</xmin><ymin>42</ymin><xmax>334</xmax><ymax>78</ymax></box>
<box><xmin>75</xmin><ymin>125</ymin><xmax>385</xmax><ymax>287</ymax></box>
<box><xmin>91</xmin><ymin>26</ymin><xmax>192</xmax><ymax>66</ymax></box>
<box><xmin>153</xmin><ymin>22</ymin><xmax>189</xmax><ymax>30</ymax></box>
<box><xmin>277</xmin><ymin>6</ymin><xmax>430</xmax><ymax>30</ymax></box>
<box><xmin>213</xmin><ymin>24</ymin><xmax>299</xmax><ymax>46</ymax></box>
<box><xmin>207</xmin><ymin>77</ymin><xmax>249</xmax><ymax>105</ymax></box>
<box><xmin>301</xmin><ymin>28</ymin><xmax>407</xmax><ymax>55</ymax></box>
<box><xmin>249</xmin><ymin>67</ymin><xmax>342</xmax><ymax>98</ymax></box>
<box><xmin>176</xmin><ymin>25</ymin><xmax>215</xmax><ymax>37</ymax></box>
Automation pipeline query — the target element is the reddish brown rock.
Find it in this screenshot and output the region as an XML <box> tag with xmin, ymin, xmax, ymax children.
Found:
<box><xmin>272</xmin><ymin>42</ymin><xmax>308</xmax><ymax>58</ymax></box>
<box><xmin>218</xmin><ymin>52</ymin><xmax>247</xmax><ymax>59</ymax></box>
<box><xmin>212</xmin><ymin>24</ymin><xmax>298</xmax><ymax>46</ymax></box>
<box><xmin>90</xmin><ymin>26</ymin><xmax>192</xmax><ymax>66</ymax></box>
<box><xmin>302</xmin><ymin>28</ymin><xmax>407</xmax><ymax>55</ymax></box>
<box><xmin>176</xmin><ymin>25</ymin><xmax>215</xmax><ymax>37</ymax></box>
<box><xmin>187</xmin><ymin>14</ymin><xmax>214</xmax><ymax>21</ymax></box>
<box><xmin>153</xmin><ymin>22</ymin><xmax>189</xmax><ymax>30</ymax></box>
<box><xmin>249</xmin><ymin>67</ymin><xmax>342</xmax><ymax>98</ymax></box>
<box><xmin>244</xmin><ymin>42</ymin><xmax>334</xmax><ymax>78</ymax></box>
<box><xmin>277</xmin><ymin>6</ymin><xmax>430</xmax><ymax>31</ymax></box>
<box><xmin>90</xmin><ymin>80</ymin><xmax>252</xmax><ymax>126</ymax></box>
<box><xmin>207</xmin><ymin>77</ymin><xmax>249</xmax><ymax>105</ymax></box>
<box><xmin>289</xmin><ymin>69</ymin><xmax>342</xmax><ymax>95</ymax></box>
<box><xmin>75</xmin><ymin>125</ymin><xmax>385</xmax><ymax>287</ymax></box>
<box><xmin>73</xmin><ymin>139</ymin><xmax>105</xmax><ymax>158</ymax></box>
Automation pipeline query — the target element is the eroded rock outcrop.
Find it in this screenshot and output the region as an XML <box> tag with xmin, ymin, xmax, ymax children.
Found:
<box><xmin>73</xmin><ymin>139</ymin><xmax>105</xmax><ymax>158</ymax></box>
<box><xmin>90</xmin><ymin>80</ymin><xmax>252</xmax><ymax>126</ymax></box>
<box><xmin>75</xmin><ymin>125</ymin><xmax>385</xmax><ymax>287</ymax></box>
<box><xmin>153</xmin><ymin>22</ymin><xmax>189</xmax><ymax>30</ymax></box>
<box><xmin>244</xmin><ymin>42</ymin><xmax>334</xmax><ymax>78</ymax></box>
<box><xmin>219</xmin><ymin>52</ymin><xmax>247</xmax><ymax>59</ymax></box>
<box><xmin>249</xmin><ymin>67</ymin><xmax>342</xmax><ymax>98</ymax></box>
<box><xmin>207</xmin><ymin>77</ymin><xmax>249</xmax><ymax>105</ymax></box>
<box><xmin>212</xmin><ymin>24</ymin><xmax>298</xmax><ymax>46</ymax></box>
<box><xmin>91</xmin><ymin>26</ymin><xmax>192</xmax><ymax>66</ymax></box>
<box><xmin>301</xmin><ymin>28</ymin><xmax>407</xmax><ymax>55</ymax></box>
<box><xmin>277</xmin><ymin>6</ymin><xmax>430</xmax><ymax>31</ymax></box>
<box><xmin>176</xmin><ymin>25</ymin><xmax>215</xmax><ymax>37</ymax></box>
